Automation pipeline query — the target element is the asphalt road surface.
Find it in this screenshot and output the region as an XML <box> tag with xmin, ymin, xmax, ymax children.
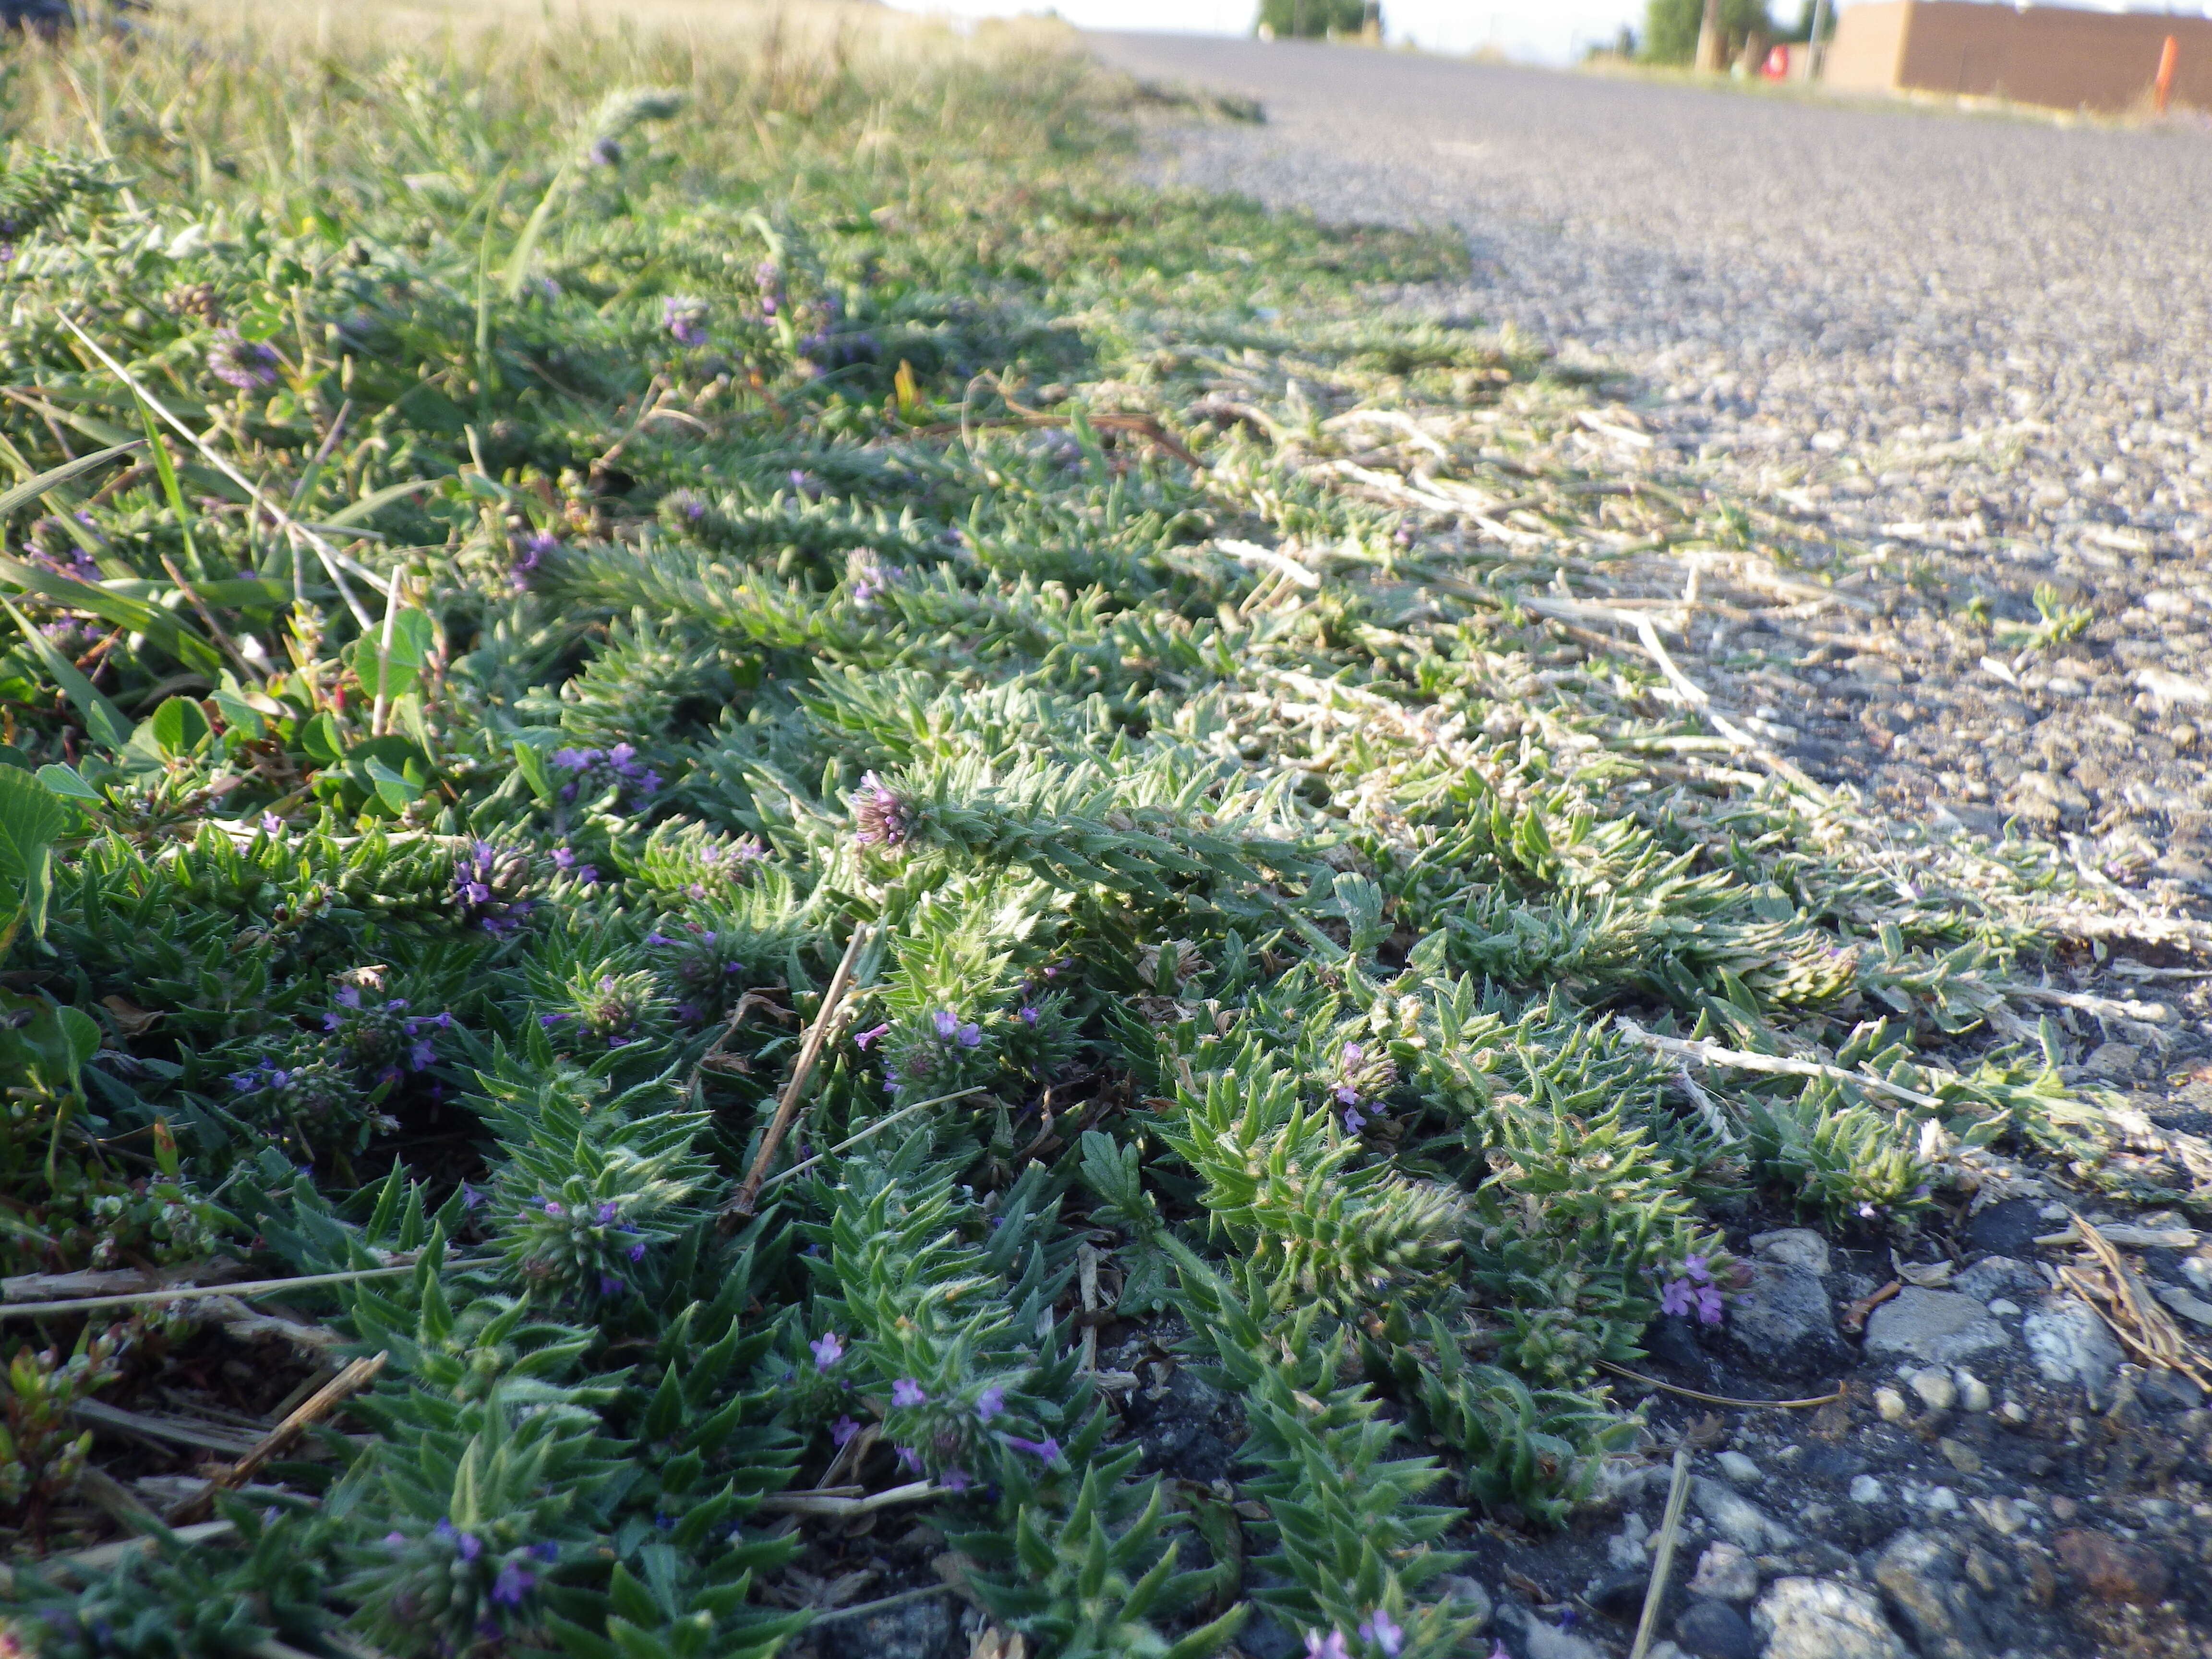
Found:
<box><xmin>1090</xmin><ymin>34</ymin><xmax>2212</xmax><ymax>892</ymax></box>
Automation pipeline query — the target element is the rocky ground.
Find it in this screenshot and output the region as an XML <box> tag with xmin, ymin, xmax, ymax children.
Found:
<box><xmin>1042</xmin><ymin>36</ymin><xmax>2212</xmax><ymax>1659</ymax></box>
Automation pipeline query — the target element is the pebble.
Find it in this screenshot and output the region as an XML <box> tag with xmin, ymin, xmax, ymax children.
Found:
<box><xmin>1752</xmin><ymin>1577</ymin><xmax>1913</xmax><ymax>1659</ymax></box>
<box><xmin>1864</xmin><ymin>1288</ymin><xmax>2010</xmax><ymax>1367</ymax></box>
<box><xmin>1997</xmin><ymin>1400</ymin><xmax>2031</xmax><ymax>1426</ymax></box>
<box><xmin>2053</xmin><ymin>1527</ymin><xmax>2172</xmax><ymax>1606</ymax></box>
<box><xmin>1693</xmin><ymin>1478</ymin><xmax>1796</xmax><ymax>1552</ymax></box>
<box><xmin>1937</xmin><ymin>1438</ymin><xmax>1982</xmax><ymax>1476</ymax></box>
<box><xmin>1715</xmin><ymin>1450</ymin><xmax>1764</xmax><ymax>1486</ymax></box>
<box><xmin>1874</xmin><ymin>1531</ymin><xmax>1991</xmax><ymax>1659</ymax></box>
<box><xmin>1874</xmin><ymin>1386</ymin><xmax>1910</xmax><ymax>1423</ymax></box>
<box><xmin>1925</xmin><ymin>1487</ymin><xmax>1961</xmax><ymax>1515</ymax></box>
<box><xmin>1850</xmin><ymin>1475</ymin><xmax>1886</xmax><ymax>1504</ymax></box>
<box><xmin>1953</xmin><ymin>1369</ymin><xmax>1991</xmax><ymax>1413</ymax></box>
<box><xmin>1951</xmin><ymin>1255</ymin><xmax>2038</xmax><ymax>1300</ymax></box>
<box><xmin>1688</xmin><ymin>1541</ymin><xmax>1760</xmax><ymax>1602</ymax></box>
<box><xmin>1674</xmin><ymin>1599</ymin><xmax>1758</xmax><ymax>1659</ymax></box>
<box><xmin>1971</xmin><ymin>1495</ymin><xmax>2026</xmax><ymax>1536</ymax></box>
<box><xmin>1910</xmin><ymin>1368</ymin><xmax>1958</xmax><ymax>1411</ymax></box>
<box><xmin>1986</xmin><ymin>1298</ymin><xmax>2022</xmax><ymax>1317</ymax></box>
<box><xmin>2023</xmin><ymin>1296</ymin><xmax>2124</xmax><ymax>1409</ymax></box>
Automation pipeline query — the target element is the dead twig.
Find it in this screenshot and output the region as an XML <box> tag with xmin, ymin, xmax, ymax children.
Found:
<box><xmin>1615</xmin><ymin>1018</ymin><xmax>1946</xmax><ymax>1109</ymax></box>
<box><xmin>726</xmin><ymin>922</ymin><xmax>872</xmax><ymax>1219</ymax></box>
<box><xmin>1626</xmin><ymin>1445</ymin><xmax>1692</xmax><ymax>1659</ymax></box>
<box><xmin>1840</xmin><ymin>1279</ymin><xmax>1903</xmax><ymax>1334</ymax></box>
<box><xmin>1595</xmin><ymin>1361</ymin><xmax>1843</xmax><ymax>1410</ymax></box>
<box><xmin>168</xmin><ymin>1352</ymin><xmax>387</xmax><ymax>1525</ymax></box>
<box><xmin>756</xmin><ymin>1478</ymin><xmax>946</xmax><ymax>1518</ymax></box>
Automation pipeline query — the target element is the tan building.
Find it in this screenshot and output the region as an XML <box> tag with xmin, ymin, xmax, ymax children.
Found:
<box><xmin>1825</xmin><ymin>0</ymin><xmax>2212</xmax><ymax>114</ymax></box>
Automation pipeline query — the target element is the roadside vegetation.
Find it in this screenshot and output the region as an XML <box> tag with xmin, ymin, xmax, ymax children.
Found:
<box><xmin>0</xmin><ymin>4</ymin><xmax>2155</xmax><ymax>1654</ymax></box>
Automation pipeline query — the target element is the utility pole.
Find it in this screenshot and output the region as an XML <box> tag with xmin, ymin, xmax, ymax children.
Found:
<box><xmin>1805</xmin><ymin>0</ymin><xmax>1833</xmax><ymax>80</ymax></box>
<box><xmin>1696</xmin><ymin>0</ymin><xmax>1726</xmax><ymax>72</ymax></box>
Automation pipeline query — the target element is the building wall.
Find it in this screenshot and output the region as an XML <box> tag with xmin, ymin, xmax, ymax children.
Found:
<box><xmin>1826</xmin><ymin>0</ymin><xmax>2212</xmax><ymax>114</ymax></box>
<box><xmin>1826</xmin><ymin>0</ymin><xmax>1912</xmax><ymax>93</ymax></box>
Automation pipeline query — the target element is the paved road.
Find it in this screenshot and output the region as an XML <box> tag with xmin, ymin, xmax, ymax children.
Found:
<box><xmin>1091</xmin><ymin>34</ymin><xmax>2212</xmax><ymax>889</ymax></box>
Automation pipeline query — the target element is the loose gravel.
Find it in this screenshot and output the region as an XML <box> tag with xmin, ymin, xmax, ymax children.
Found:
<box><xmin>1093</xmin><ymin>35</ymin><xmax>2212</xmax><ymax>902</ymax></box>
<box><xmin>1085</xmin><ymin>38</ymin><xmax>2212</xmax><ymax>1659</ymax></box>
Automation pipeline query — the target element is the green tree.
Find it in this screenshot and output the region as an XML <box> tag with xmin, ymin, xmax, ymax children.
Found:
<box><xmin>1256</xmin><ymin>0</ymin><xmax>1372</xmax><ymax>39</ymax></box>
<box><xmin>1643</xmin><ymin>0</ymin><xmax>1771</xmax><ymax>64</ymax></box>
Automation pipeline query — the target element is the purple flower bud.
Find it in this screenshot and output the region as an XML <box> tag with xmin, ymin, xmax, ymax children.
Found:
<box><xmin>975</xmin><ymin>1385</ymin><xmax>1005</xmax><ymax>1423</ymax></box>
<box><xmin>489</xmin><ymin>1562</ymin><xmax>535</xmax><ymax>1606</ymax></box>
<box><xmin>596</xmin><ymin>1201</ymin><xmax>618</xmax><ymax>1225</ymax></box>
<box><xmin>855</xmin><ymin>1022</ymin><xmax>890</xmax><ymax>1050</ymax></box>
<box><xmin>598</xmin><ymin>1274</ymin><xmax>625</xmax><ymax>1297</ymax></box>
<box><xmin>456</xmin><ymin>1532</ymin><xmax>482</xmax><ymax>1562</ymax></box>
<box><xmin>542</xmin><ymin>1199</ymin><xmax>564</xmax><ymax>1218</ymax></box>
<box><xmin>460</xmin><ymin>1183</ymin><xmax>481</xmax><ymax>1211</ymax></box>
<box><xmin>1004</xmin><ymin>1434</ymin><xmax>1059</xmax><ymax>1464</ymax></box>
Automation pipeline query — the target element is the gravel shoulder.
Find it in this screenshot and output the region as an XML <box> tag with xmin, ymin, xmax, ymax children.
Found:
<box><xmin>1085</xmin><ymin>37</ymin><xmax>2212</xmax><ymax>1659</ymax></box>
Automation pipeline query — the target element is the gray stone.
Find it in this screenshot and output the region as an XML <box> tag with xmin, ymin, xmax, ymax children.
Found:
<box><xmin>1722</xmin><ymin>1252</ymin><xmax>1844</xmax><ymax>1378</ymax></box>
<box><xmin>1497</xmin><ymin>1604</ymin><xmax>1607</xmax><ymax>1659</ymax></box>
<box><xmin>1674</xmin><ymin>1599</ymin><xmax>1757</xmax><ymax>1659</ymax></box>
<box><xmin>1953</xmin><ymin>1369</ymin><xmax>1992</xmax><ymax>1413</ymax></box>
<box><xmin>819</xmin><ymin>1590</ymin><xmax>956</xmax><ymax>1659</ymax></box>
<box><xmin>1688</xmin><ymin>1541</ymin><xmax>1760</xmax><ymax>1602</ymax></box>
<box><xmin>1693</xmin><ymin>1476</ymin><xmax>1796</xmax><ymax>1552</ymax></box>
<box><xmin>1715</xmin><ymin>1450</ymin><xmax>1764</xmax><ymax>1486</ymax></box>
<box><xmin>1750</xmin><ymin>1227</ymin><xmax>1830</xmax><ymax>1275</ymax></box>
<box><xmin>1909</xmin><ymin>1367</ymin><xmax>1958</xmax><ymax>1411</ymax></box>
<box><xmin>2022</xmin><ymin>1295</ymin><xmax>2124</xmax><ymax>1409</ymax></box>
<box><xmin>1850</xmin><ymin>1474</ymin><xmax>1887</xmax><ymax>1504</ymax></box>
<box><xmin>1753</xmin><ymin>1577</ymin><xmax>1912</xmax><ymax>1659</ymax></box>
<box><xmin>2137</xmin><ymin>1367</ymin><xmax>2205</xmax><ymax>1411</ymax></box>
<box><xmin>1873</xmin><ymin>1531</ymin><xmax>1990</xmax><ymax>1659</ymax></box>
<box><xmin>1951</xmin><ymin>1255</ymin><xmax>2040</xmax><ymax>1300</ymax></box>
<box><xmin>1864</xmin><ymin>1288</ymin><xmax>2010</xmax><ymax>1366</ymax></box>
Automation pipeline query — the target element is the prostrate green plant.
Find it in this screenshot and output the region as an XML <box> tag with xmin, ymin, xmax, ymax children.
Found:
<box><xmin>0</xmin><ymin>4</ymin><xmax>2154</xmax><ymax>1654</ymax></box>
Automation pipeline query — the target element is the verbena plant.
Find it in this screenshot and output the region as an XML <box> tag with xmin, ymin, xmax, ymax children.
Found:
<box><xmin>0</xmin><ymin>3</ymin><xmax>2142</xmax><ymax>1654</ymax></box>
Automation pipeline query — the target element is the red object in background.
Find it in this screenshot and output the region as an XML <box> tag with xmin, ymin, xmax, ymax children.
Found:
<box><xmin>2155</xmin><ymin>34</ymin><xmax>2179</xmax><ymax>114</ymax></box>
<box><xmin>1763</xmin><ymin>43</ymin><xmax>1792</xmax><ymax>79</ymax></box>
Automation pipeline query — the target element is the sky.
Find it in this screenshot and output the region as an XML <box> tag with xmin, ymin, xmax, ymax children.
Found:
<box><xmin>884</xmin><ymin>0</ymin><xmax>2212</xmax><ymax>66</ymax></box>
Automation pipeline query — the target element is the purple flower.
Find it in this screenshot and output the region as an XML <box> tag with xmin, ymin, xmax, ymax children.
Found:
<box><xmin>384</xmin><ymin>1531</ymin><xmax>406</xmax><ymax>1548</ymax></box>
<box><xmin>1304</xmin><ymin>1632</ymin><xmax>1351</xmax><ymax>1659</ymax></box>
<box><xmin>596</xmin><ymin>1201</ymin><xmax>618</xmax><ymax>1225</ymax></box>
<box><xmin>433</xmin><ymin>1519</ymin><xmax>457</xmax><ymax>1542</ymax></box>
<box><xmin>941</xmin><ymin>1466</ymin><xmax>971</xmax><ymax>1493</ymax></box>
<box><xmin>408</xmin><ymin>1041</ymin><xmax>436</xmax><ymax>1070</ymax></box>
<box><xmin>489</xmin><ymin>1562</ymin><xmax>535</xmax><ymax>1606</ymax></box>
<box><xmin>810</xmin><ymin>1332</ymin><xmax>845</xmax><ymax>1371</ymax></box>
<box><xmin>510</xmin><ymin>529</ymin><xmax>558</xmax><ymax>590</ymax></box>
<box><xmin>1342</xmin><ymin>1105</ymin><xmax>1368</xmax><ymax>1134</ymax></box>
<box><xmin>1019</xmin><ymin>1005</ymin><xmax>1039</xmax><ymax>1026</ymax></box>
<box><xmin>1659</xmin><ymin>1277</ymin><xmax>1693</xmax><ymax>1319</ymax></box>
<box><xmin>975</xmin><ymin>1385</ymin><xmax>1005</xmax><ymax>1423</ymax></box>
<box><xmin>831</xmin><ymin>1415</ymin><xmax>859</xmax><ymax>1447</ymax></box>
<box><xmin>854</xmin><ymin>1022</ymin><xmax>890</xmax><ymax>1050</ymax></box>
<box><xmin>460</xmin><ymin>1183</ymin><xmax>482</xmax><ymax>1211</ymax></box>
<box><xmin>934</xmin><ymin>1009</ymin><xmax>957</xmax><ymax>1038</ymax></box>
<box><xmin>1682</xmin><ymin>1254</ymin><xmax>1711</xmax><ymax>1285</ymax></box>
<box><xmin>336</xmin><ymin>986</ymin><xmax>362</xmax><ymax>1009</ymax></box>
<box><xmin>1358</xmin><ymin>1610</ymin><xmax>1403</xmax><ymax>1657</ymax></box>
<box><xmin>1334</xmin><ymin>1083</ymin><xmax>1359</xmax><ymax>1106</ymax></box>
<box><xmin>1341</xmin><ymin>1042</ymin><xmax>1365</xmax><ymax>1066</ymax></box>
<box><xmin>532</xmin><ymin>1541</ymin><xmax>559</xmax><ymax>1562</ymax></box>
<box><xmin>206</xmin><ymin>329</ymin><xmax>280</xmax><ymax>390</ymax></box>
<box><xmin>955</xmin><ymin>1022</ymin><xmax>981</xmax><ymax>1048</ymax></box>
<box><xmin>627</xmin><ymin>1240</ymin><xmax>647</xmax><ymax>1263</ymax></box>
<box><xmin>1004</xmin><ymin>1434</ymin><xmax>1059</xmax><ymax>1463</ymax></box>
<box><xmin>663</xmin><ymin>296</ymin><xmax>709</xmax><ymax>346</ymax></box>
<box><xmin>456</xmin><ymin>1532</ymin><xmax>482</xmax><ymax>1562</ymax></box>
<box><xmin>598</xmin><ymin>1274</ymin><xmax>625</xmax><ymax>1297</ymax></box>
<box><xmin>1695</xmin><ymin>1284</ymin><xmax>1725</xmax><ymax>1325</ymax></box>
<box><xmin>894</xmin><ymin>1444</ymin><xmax>922</xmax><ymax>1474</ymax></box>
<box><xmin>890</xmin><ymin>1378</ymin><xmax>928</xmax><ymax>1408</ymax></box>
<box><xmin>542</xmin><ymin>1199</ymin><xmax>564</xmax><ymax>1218</ymax></box>
<box><xmin>551</xmin><ymin>747</ymin><xmax>597</xmax><ymax>772</ymax></box>
<box><xmin>260</xmin><ymin>812</ymin><xmax>283</xmax><ymax>833</ymax></box>
<box><xmin>852</xmin><ymin>771</ymin><xmax>910</xmax><ymax>848</ymax></box>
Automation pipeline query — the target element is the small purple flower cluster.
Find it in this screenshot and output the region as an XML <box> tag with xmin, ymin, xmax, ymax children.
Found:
<box><xmin>225</xmin><ymin>1051</ymin><xmax>366</xmax><ymax>1131</ymax></box>
<box><xmin>753</xmin><ymin>260</ymin><xmax>784</xmax><ymax>320</ymax></box>
<box><xmin>387</xmin><ymin>1519</ymin><xmax>557</xmax><ymax>1608</ymax></box>
<box><xmin>646</xmin><ymin>921</ymin><xmax>749</xmax><ymax>1022</ymax></box>
<box><xmin>1302</xmin><ymin>1611</ymin><xmax>1404</xmax><ymax>1659</ymax></box>
<box><xmin>206</xmin><ymin>328</ymin><xmax>281</xmax><ymax>391</ymax></box>
<box><xmin>323</xmin><ymin>980</ymin><xmax>455</xmax><ymax>1082</ymax></box>
<box><xmin>550</xmin><ymin>845</ymin><xmax>599</xmax><ymax>886</ymax></box>
<box><xmin>662</xmin><ymin>295</ymin><xmax>709</xmax><ymax>347</ymax></box>
<box><xmin>1332</xmin><ymin>1040</ymin><xmax>1397</xmax><ymax>1134</ymax></box>
<box><xmin>851</xmin><ymin>770</ymin><xmax>910</xmax><ymax>848</ymax></box>
<box><xmin>453</xmin><ymin>841</ymin><xmax>535</xmax><ymax>938</ymax></box>
<box><xmin>867</xmin><ymin>1007</ymin><xmax>983</xmax><ymax>1098</ymax></box>
<box><xmin>539</xmin><ymin>972</ymin><xmax>657</xmax><ymax>1048</ymax></box>
<box><xmin>847</xmin><ymin>553</ymin><xmax>897</xmax><ymax>613</ymax></box>
<box><xmin>1658</xmin><ymin>1254</ymin><xmax>1724</xmax><ymax>1325</ymax></box>
<box><xmin>551</xmin><ymin>742</ymin><xmax>661</xmax><ymax>807</ymax></box>
<box><xmin>508</xmin><ymin>528</ymin><xmax>560</xmax><ymax>592</ymax></box>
